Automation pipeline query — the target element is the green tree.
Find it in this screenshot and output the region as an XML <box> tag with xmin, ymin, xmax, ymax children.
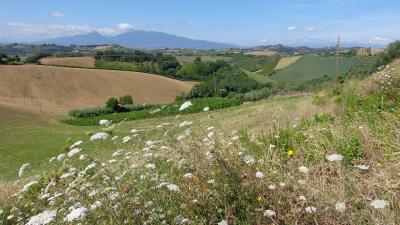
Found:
<box><xmin>106</xmin><ymin>97</ymin><xmax>120</xmax><ymax>111</ymax></box>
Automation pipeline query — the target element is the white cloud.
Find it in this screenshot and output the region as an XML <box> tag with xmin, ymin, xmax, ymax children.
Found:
<box><xmin>287</xmin><ymin>26</ymin><xmax>296</xmax><ymax>31</ymax></box>
<box><xmin>5</xmin><ymin>22</ymin><xmax>134</xmax><ymax>38</ymax></box>
<box><xmin>51</xmin><ymin>12</ymin><xmax>65</xmax><ymax>18</ymax></box>
<box><xmin>370</xmin><ymin>36</ymin><xmax>392</xmax><ymax>44</ymax></box>
<box><xmin>304</xmin><ymin>27</ymin><xmax>316</xmax><ymax>32</ymax></box>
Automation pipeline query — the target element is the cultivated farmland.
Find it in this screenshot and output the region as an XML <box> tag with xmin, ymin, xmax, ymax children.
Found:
<box><xmin>40</xmin><ymin>56</ymin><xmax>95</xmax><ymax>68</ymax></box>
<box><xmin>0</xmin><ymin>65</ymin><xmax>195</xmax><ymax>115</ymax></box>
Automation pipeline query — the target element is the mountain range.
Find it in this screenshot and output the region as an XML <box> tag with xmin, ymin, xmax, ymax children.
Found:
<box><xmin>38</xmin><ymin>30</ymin><xmax>237</xmax><ymax>50</ymax></box>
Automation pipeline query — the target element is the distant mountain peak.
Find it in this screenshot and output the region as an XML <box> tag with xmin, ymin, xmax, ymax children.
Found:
<box><xmin>38</xmin><ymin>30</ymin><xmax>237</xmax><ymax>50</ymax></box>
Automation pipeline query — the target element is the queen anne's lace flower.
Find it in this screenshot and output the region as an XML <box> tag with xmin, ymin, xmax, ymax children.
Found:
<box><xmin>18</xmin><ymin>163</ymin><xmax>31</xmax><ymax>177</ymax></box>
<box><xmin>64</xmin><ymin>206</ymin><xmax>87</xmax><ymax>222</ymax></box>
<box><xmin>263</xmin><ymin>209</ymin><xmax>276</xmax><ymax>217</ymax></box>
<box><xmin>335</xmin><ymin>202</ymin><xmax>346</xmax><ymax>212</ymax></box>
<box><xmin>179</xmin><ymin>101</ymin><xmax>192</xmax><ymax>111</ymax></box>
<box><xmin>90</xmin><ymin>132</ymin><xmax>108</xmax><ymax>141</ymax></box>
<box><xmin>26</xmin><ymin>210</ymin><xmax>57</xmax><ymax>225</ymax></box>
<box><xmin>326</xmin><ymin>154</ymin><xmax>343</xmax><ymax>162</ymax></box>
<box><xmin>370</xmin><ymin>199</ymin><xmax>389</xmax><ymax>209</ymax></box>
<box><xmin>255</xmin><ymin>171</ymin><xmax>265</xmax><ymax>179</ymax></box>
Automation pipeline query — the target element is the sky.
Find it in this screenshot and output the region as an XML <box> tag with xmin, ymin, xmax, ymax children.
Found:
<box><xmin>0</xmin><ymin>0</ymin><xmax>399</xmax><ymax>47</ymax></box>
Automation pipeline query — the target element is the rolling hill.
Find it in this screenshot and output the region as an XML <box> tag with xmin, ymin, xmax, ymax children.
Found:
<box><xmin>0</xmin><ymin>65</ymin><xmax>195</xmax><ymax>115</ymax></box>
<box><xmin>40</xmin><ymin>56</ymin><xmax>95</xmax><ymax>68</ymax></box>
<box><xmin>270</xmin><ymin>55</ymin><xmax>363</xmax><ymax>83</ymax></box>
<box><xmin>40</xmin><ymin>30</ymin><xmax>237</xmax><ymax>50</ymax></box>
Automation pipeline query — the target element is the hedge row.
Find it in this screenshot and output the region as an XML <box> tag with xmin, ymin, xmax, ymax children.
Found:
<box><xmin>68</xmin><ymin>104</ymin><xmax>162</xmax><ymax>118</ymax></box>
<box><xmin>62</xmin><ymin>98</ymin><xmax>242</xmax><ymax>126</ymax></box>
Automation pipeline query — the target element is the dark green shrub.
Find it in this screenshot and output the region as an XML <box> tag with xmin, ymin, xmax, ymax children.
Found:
<box><xmin>106</xmin><ymin>97</ymin><xmax>120</xmax><ymax>111</ymax></box>
<box><xmin>119</xmin><ymin>95</ymin><xmax>134</xmax><ymax>105</ymax></box>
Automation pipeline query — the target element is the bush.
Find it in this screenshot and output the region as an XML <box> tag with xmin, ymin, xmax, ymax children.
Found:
<box><xmin>106</xmin><ymin>97</ymin><xmax>120</xmax><ymax>111</ymax></box>
<box><xmin>62</xmin><ymin>98</ymin><xmax>242</xmax><ymax>126</ymax></box>
<box><xmin>242</xmin><ymin>87</ymin><xmax>271</xmax><ymax>102</ymax></box>
<box><xmin>68</xmin><ymin>104</ymin><xmax>161</xmax><ymax>118</ymax></box>
<box><xmin>119</xmin><ymin>95</ymin><xmax>134</xmax><ymax>105</ymax></box>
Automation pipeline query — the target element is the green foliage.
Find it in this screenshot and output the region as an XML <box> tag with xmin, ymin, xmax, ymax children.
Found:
<box><xmin>62</xmin><ymin>98</ymin><xmax>242</xmax><ymax>126</ymax></box>
<box><xmin>335</xmin><ymin>135</ymin><xmax>363</xmax><ymax>165</ymax></box>
<box><xmin>25</xmin><ymin>53</ymin><xmax>52</xmax><ymax>64</ymax></box>
<box><xmin>119</xmin><ymin>95</ymin><xmax>134</xmax><ymax>105</ymax></box>
<box><xmin>68</xmin><ymin>104</ymin><xmax>160</xmax><ymax>118</ymax></box>
<box><xmin>95</xmin><ymin>60</ymin><xmax>139</xmax><ymax>71</ymax></box>
<box><xmin>312</xmin><ymin>95</ymin><xmax>326</xmax><ymax>105</ymax></box>
<box><xmin>105</xmin><ymin>97</ymin><xmax>119</xmax><ymax>111</ymax></box>
<box><xmin>242</xmin><ymin>87</ymin><xmax>274</xmax><ymax>102</ymax></box>
<box><xmin>0</xmin><ymin>53</ymin><xmax>20</xmax><ymax>64</ymax></box>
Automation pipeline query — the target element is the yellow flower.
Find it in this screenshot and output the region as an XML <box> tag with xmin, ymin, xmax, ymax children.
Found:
<box><xmin>287</xmin><ymin>149</ymin><xmax>295</xmax><ymax>156</ymax></box>
<box><xmin>257</xmin><ymin>195</ymin><xmax>263</xmax><ymax>202</ymax></box>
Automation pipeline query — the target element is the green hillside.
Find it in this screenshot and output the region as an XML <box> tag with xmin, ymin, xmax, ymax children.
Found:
<box><xmin>270</xmin><ymin>55</ymin><xmax>363</xmax><ymax>83</ymax></box>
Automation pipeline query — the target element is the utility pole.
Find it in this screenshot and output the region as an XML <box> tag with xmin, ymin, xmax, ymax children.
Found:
<box><xmin>335</xmin><ymin>36</ymin><xmax>340</xmax><ymax>87</ymax></box>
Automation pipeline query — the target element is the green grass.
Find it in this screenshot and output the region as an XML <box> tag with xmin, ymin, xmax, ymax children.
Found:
<box><xmin>270</xmin><ymin>55</ymin><xmax>364</xmax><ymax>83</ymax></box>
<box><xmin>242</xmin><ymin>69</ymin><xmax>273</xmax><ymax>84</ymax></box>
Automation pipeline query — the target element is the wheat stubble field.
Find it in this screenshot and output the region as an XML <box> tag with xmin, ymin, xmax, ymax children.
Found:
<box><xmin>0</xmin><ymin>65</ymin><xmax>195</xmax><ymax>115</ymax></box>
<box><xmin>40</xmin><ymin>56</ymin><xmax>95</xmax><ymax>68</ymax></box>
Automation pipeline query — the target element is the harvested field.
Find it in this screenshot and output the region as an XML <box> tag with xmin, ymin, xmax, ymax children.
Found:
<box><xmin>274</xmin><ymin>55</ymin><xmax>302</xmax><ymax>70</ymax></box>
<box><xmin>40</xmin><ymin>56</ymin><xmax>95</xmax><ymax>68</ymax></box>
<box><xmin>0</xmin><ymin>65</ymin><xmax>195</xmax><ymax>115</ymax></box>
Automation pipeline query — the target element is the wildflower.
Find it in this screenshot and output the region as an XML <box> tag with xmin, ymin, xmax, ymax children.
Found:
<box><xmin>64</xmin><ymin>206</ymin><xmax>87</xmax><ymax>222</ymax></box>
<box><xmin>269</xmin><ymin>144</ymin><xmax>275</xmax><ymax>150</ymax></box>
<box><xmin>244</xmin><ymin>155</ymin><xmax>255</xmax><ymax>165</ymax></box>
<box><xmin>122</xmin><ymin>136</ymin><xmax>131</xmax><ymax>143</ymax></box>
<box><xmin>179</xmin><ymin>101</ymin><xmax>192</xmax><ymax>111</ymax></box>
<box><xmin>299</xmin><ymin>166</ymin><xmax>309</xmax><ymax>174</ymax></box>
<box><xmin>231</xmin><ymin>135</ymin><xmax>239</xmax><ymax>141</ymax></box>
<box><xmin>297</xmin><ymin>195</ymin><xmax>307</xmax><ymax>202</ymax></box>
<box><xmin>99</xmin><ymin>119</ymin><xmax>111</xmax><ymax>126</ymax></box>
<box><xmin>326</xmin><ymin>154</ymin><xmax>343</xmax><ymax>162</ymax></box>
<box><xmin>370</xmin><ymin>199</ymin><xmax>389</xmax><ymax>209</ymax></box>
<box><xmin>287</xmin><ymin>149</ymin><xmax>295</xmax><ymax>156</ymax></box>
<box><xmin>85</xmin><ymin>163</ymin><xmax>96</xmax><ymax>171</ymax></box>
<box><xmin>48</xmin><ymin>157</ymin><xmax>56</xmax><ymax>163</ymax></box>
<box><xmin>255</xmin><ymin>171</ymin><xmax>265</xmax><ymax>179</ymax></box>
<box><xmin>207</xmin><ymin>179</ymin><xmax>215</xmax><ymax>184</ymax></box>
<box><xmin>57</xmin><ymin>154</ymin><xmax>66</xmax><ymax>161</ymax></box>
<box><xmin>179</xmin><ymin>120</ymin><xmax>193</xmax><ymax>127</ymax></box>
<box><xmin>354</xmin><ymin>164</ymin><xmax>370</xmax><ymax>170</ymax></box>
<box><xmin>111</xmin><ymin>136</ymin><xmax>118</xmax><ymax>141</ymax></box>
<box><xmin>305</xmin><ymin>206</ymin><xmax>317</xmax><ymax>214</ymax></box>
<box><xmin>203</xmin><ymin>107</ymin><xmax>210</xmax><ymax>112</ymax></box>
<box><xmin>218</xmin><ymin>220</ymin><xmax>228</xmax><ymax>225</ymax></box>
<box><xmin>335</xmin><ymin>202</ymin><xmax>346</xmax><ymax>212</ymax></box>
<box><xmin>130</xmin><ymin>129</ymin><xmax>139</xmax><ymax>134</ymax></box>
<box><xmin>175</xmin><ymin>215</ymin><xmax>190</xmax><ymax>224</ymax></box>
<box><xmin>90</xmin><ymin>132</ymin><xmax>108</xmax><ymax>141</ymax></box>
<box><xmin>256</xmin><ymin>195</ymin><xmax>263</xmax><ymax>202</ymax></box>
<box><xmin>150</xmin><ymin>108</ymin><xmax>161</xmax><ymax>114</ymax></box>
<box><xmin>70</xmin><ymin>140</ymin><xmax>83</xmax><ymax>149</ymax></box>
<box><xmin>279</xmin><ymin>182</ymin><xmax>286</xmax><ymax>187</ymax></box>
<box><xmin>22</xmin><ymin>180</ymin><xmax>38</xmax><ymax>193</ymax></box>
<box><xmin>67</xmin><ymin>148</ymin><xmax>81</xmax><ymax>157</ymax></box>
<box><xmin>183</xmin><ymin>173</ymin><xmax>193</xmax><ymax>179</ymax></box>
<box><xmin>90</xmin><ymin>201</ymin><xmax>102</xmax><ymax>210</ymax></box>
<box><xmin>79</xmin><ymin>154</ymin><xmax>87</xmax><ymax>161</ymax></box>
<box><xmin>297</xmin><ymin>180</ymin><xmax>306</xmax><ymax>185</ymax></box>
<box><xmin>207</xmin><ymin>131</ymin><xmax>215</xmax><ymax>138</ymax></box>
<box><xmin>26</xmin><ymin>210</ymin><xmax>57</xmax><ymax>225</ymax></box>
<box><xmin>18</xmin><ymin>163</ymin><xmax>31</xmax><ymax>177</ymax></box>
<box><xmin>263</xmin><ymin>209</ymin><xmax>276</xmax><ymax>218</ymax></box>
<box><xmin>166</xmin><ymin>184</ymin><xmax>180</xmax><ymax>192</ymax></box>
<box><xmin>145</xmin><ymin>163</ymin><xmax>156</xmax><ymax>169</ymax></box>
<box><xmin>268</xmin><ymin>184</ymin><xmax>276</xmax><ymax>190</ymax></box>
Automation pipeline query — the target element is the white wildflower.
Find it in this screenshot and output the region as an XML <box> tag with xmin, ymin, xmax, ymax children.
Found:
<box><xmin>26</xmin><ymin>209</ymin><xmax>57</xmax><ymax>225</ymax></box>
<box><xmin>99</xmin><ymin>119</ymin><xmax>111</xmax><ymax>126</ymax></box>
<box><xmin>299</xmin><ymin>166</ymin><xmax>309</xmax><ymax>174</ymax></box>
<box><xmin>90</xmin><ymin>201</ymin><xmax>102</xmax><ymax>210</ymax></box>
<box><xmin>244</xmin><ymin>155</ymin><xmax>255</xmax><ymax>165</ymax></box>
<box><xmin>130</xmin><ymin>129</ymin><xmax>139</xmax><ymax>134</ymax></box>
<box><xmin>218</xmin><ymin>219</ymin><xmax>228</xmax><ymax>225</ymax></box>
<box><xmin>335</xmin><ymin>202</ymin><xmax>346</xmax><ymax>212</ymax></box>
<box><xmin>48</xmin><ymin>157</ymin><xmax>56</xmax><ymax>163</ymax></box>
<box><xmin>64</xmin><ymin>206</ymin><xmax>87</xmax><ymax>222</ymax></box>
<box><xmin>166</xmin><ymin>184</ymin><xmax>180</xmax><ymax>192</ymax></box>
<box><xmin>207</xmin><ymin>179</ymin><xmax>215</xmax><ymax>184</ymax></box>
<box><xmin>22</xmin><ymin>181</ymin><xmax>38</xmax><ymax>193</ymax></box>
<box><xmin>111</xmin><ymin>136</ymin><xmax>118</xmax><ymax>141</ymax></box>
<box><xmin>183</xmin><ymin>173</ymin><xmax>193</xmax><ymax>179</ymax></box>
<box><xmin>56</xmin><ymin>154</ymin><xmax>66</xmax><ymax>161</ymax></box>
<box><xmin>79</xmin><ymin>154</ymin><xmax>87</xmax><ymax>161</ymax></box>
<box><xmin>370</xmin><ymin>199</ymin><xmax>389</xmax><ymax>209</ymax></box>
<box><xmin>70</xmin><ymin>140</ymin><xmax>83</xmax><ymax>149</ymax></box>
<box><xmin>150</xmin><ymin>108</ymin><xmax>161</xmax><ymax>114</ymax></box>
<box><xmin>269</xmin><ymin>144</ymin><xmax>275</xmax><ymax>150</ymax></box>
<box><xmin>175</xmin><ymin>215</ymin><xmax>190</xmax><ymax>224</ymax></box>
<box><xmin>207</xmin><ymin>131</ymin><xmax>215</xmax><ymax>138</ymax></box>
<box><xmin>18</xmin><ymin>163</ymin><xmax>31</xmax><ymax>177</ymax></box>
<box><xmin>177</xmin><ymin>134</ymin><xmax>186</xmax><ymax>141</ymax></box>
<box><xmin>263</xmin><ymin>209</ymin><xmax>276</xmax><ymax>218</ymax></box>
<box><xmin>145</xmin><ymin>163</ymin><xmax>156</xmax><ymax>169</ymax></box>
<box><xmin>297</xmin><ymin>180</ymin><xmax>306</xmax><ymax>185</ymax></box>
<box><xmin>112</xmin><ymin>149</ymin><xmax>124</xmax><ymax>157</ymax></box>
<box><xmin>67</xmin><ymin>148</ymin><xmax>81</xmax><ymax>158</ymax></box>
<box><xmin>85</xmin><ymin>163</ymin><xmax>96</xmax><ymax>171</ymax></box>
<box><xmin>90</xmin><ymin>132</ymin><xmax>108</xmax><ymax>141</ymax></box>
<box><xmin>179</xmin><ymin>101</ymin><xmax>192</xmax><ymax>111</ymax></box>
<box><xmin>326</xmin><ymin>154</ymin><xmax>343</xmax><ymax>162</ymax></box>
<box><xmin>179</xmin><ymin>120</ymin><xmax>193</xmax><ymax>127</ymax></box>
<box><xmin>255</xmin><ymin>171</ymin><xmax>265</xmax><ymax>179</ymax></box>
<box><xmin>305</xmin><ymin>206</ymin><xmax>317</xmax><ymax>213</ymax></box>
<box><xmin>122</xmin><ymin>136</ymin><xmax>131</xmax><ymax>143</ymax></box>
<box><xmin>268</xmin><ymin>184</ymin><xmax>276</xmax><ymax>190</ymax></box>
<box><xmin>203</xmin><ymin>107</ymin><xmax>210</xmax><ymax>112</ymax></box>
<box><xmin>297</xmin><ymin>195</ymin><xmax>307</xmax><ymax>202</ymax></box>
<box><xmin>355</xmin><ymin>164</ymin><xmax>370</xmax><ymax>170</ymax></box>
<box><xmin>231</xmin><ymin>135</ymin><xmax>239</xmax><ymax>141</ymax></box>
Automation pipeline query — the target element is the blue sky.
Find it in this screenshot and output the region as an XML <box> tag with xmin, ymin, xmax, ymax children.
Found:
<box><xmin>0</xmin><ymin>0</ymin><xmax>399</xmax><ymax>46</ymax></box>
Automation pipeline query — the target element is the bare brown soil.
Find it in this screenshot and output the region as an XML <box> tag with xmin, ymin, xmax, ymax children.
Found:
<box><xmin>0</xmin><ymin>65</ymin><xmax>195</xmax><ymax>115</ymax></box>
